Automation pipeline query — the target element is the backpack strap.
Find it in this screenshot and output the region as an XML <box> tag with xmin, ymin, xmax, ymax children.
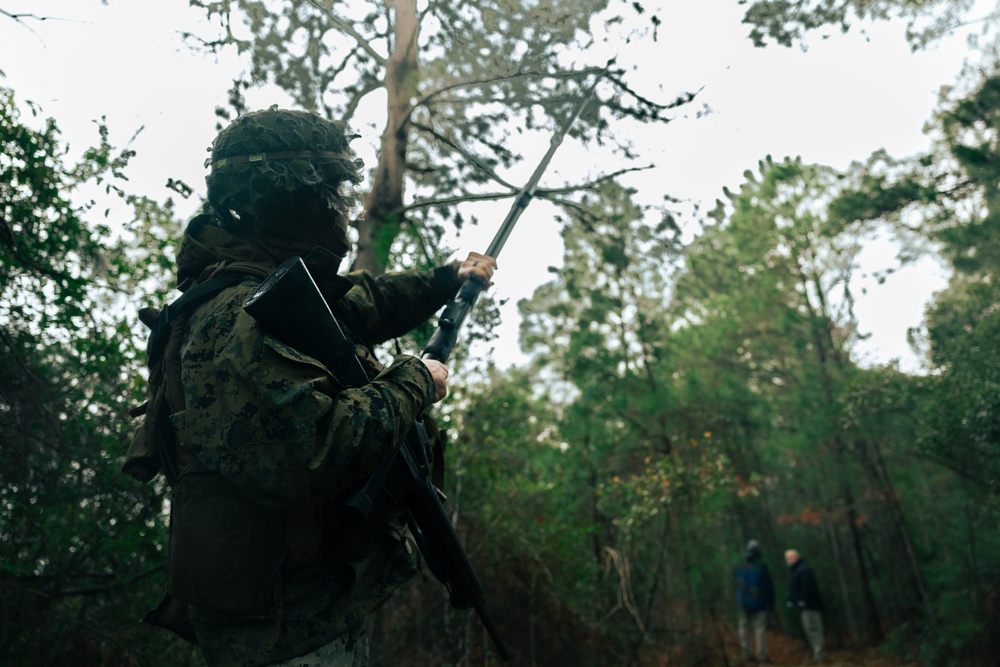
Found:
<box><xmin>146</xmin><ymin>272</ymin><xmax>248</xmax><ymax>368</ymax></box>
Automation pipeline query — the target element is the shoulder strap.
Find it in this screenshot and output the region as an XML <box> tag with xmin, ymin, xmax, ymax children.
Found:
<box><xmin>146</xmin><ymin>272</ymin><xmax>248</xmax><ymax>367</ymax></box>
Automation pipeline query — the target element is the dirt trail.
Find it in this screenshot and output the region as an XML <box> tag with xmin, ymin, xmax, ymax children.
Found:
<box><xmin>717</xmin><ymin>630</ymin><xmax>915</xmax><ymax>667</ymax></box>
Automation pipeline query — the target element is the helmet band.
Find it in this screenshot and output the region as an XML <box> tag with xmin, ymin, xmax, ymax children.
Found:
<box><xmin>208</xmin><ymin>150</ymin><xmax>356</xmax><ymax>170</ymax></box>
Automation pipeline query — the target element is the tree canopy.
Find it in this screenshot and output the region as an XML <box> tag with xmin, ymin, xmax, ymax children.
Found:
<box><xmin>186</xmin><ymin>0</ymin><xmax>686</xmax><ymax>273</ymax></box>
<box><xmin>739</xmin><ymin>0</ymin><xmax>988</xmax><ymax>49</ymax></box>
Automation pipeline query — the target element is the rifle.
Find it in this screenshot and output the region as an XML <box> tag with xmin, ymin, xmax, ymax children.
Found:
<box><xmin>243</xmin><ymin>62</ymin><xmax>609</xmax><ymax>662</ymax></box>
<box><xmin>244</xmin><ymin>257</ymin><xmax>512</xmax><ymax>660</ymax></box>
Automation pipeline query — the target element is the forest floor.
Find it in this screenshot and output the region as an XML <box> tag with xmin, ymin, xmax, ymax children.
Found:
<box><xmin>719</xmin><ymin>630</ymin><xmax>913</xmax><ymax>667</ymax></box>
<box><xmin>644</xmin><ymin>628</ymin><xmax>917</xmax><ymax>667</ymax></box>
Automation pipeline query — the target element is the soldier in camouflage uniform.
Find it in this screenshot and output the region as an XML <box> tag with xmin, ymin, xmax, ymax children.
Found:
<box><xmin>124</xmin><ymin>108</ymin><xmax>497</xmax><ymax>666</ymax></box>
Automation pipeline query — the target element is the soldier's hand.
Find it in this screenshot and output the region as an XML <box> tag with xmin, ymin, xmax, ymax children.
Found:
<box><xmin>457</xmin><ymin>252</ymin><xmax>497</xmax><ymax>289</ymax></box>
<box><xmin>421</xmin><ymin>359</ymin><xmax>449</xmax><ymax>403</ymax></box>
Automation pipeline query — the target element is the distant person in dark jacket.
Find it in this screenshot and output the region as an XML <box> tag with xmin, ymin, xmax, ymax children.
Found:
<box><xmin>733</xmin><ymin>539</ymin><xmax>775</xmax><ymax>663</ymax></box>
<box><xmin>785</xmin><ymin>549</ymin><xmax>826</xmax><ymax>663</ymax></box>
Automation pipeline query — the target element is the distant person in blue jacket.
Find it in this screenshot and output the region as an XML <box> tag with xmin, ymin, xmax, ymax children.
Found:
<box><xmin>733</xmin><ymin>539</ymin><xmax>775</xmax><ymax>663</ymax></box>
<box><xmin>785</xmin><ymin>549</ymin><xmax>826</xmax><ymax>663</ymax></box>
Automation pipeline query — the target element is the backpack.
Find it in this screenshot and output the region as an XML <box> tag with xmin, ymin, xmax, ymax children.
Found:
<box><xmin>735</xmin><ymin>562</ymin><xmax>768</xmax><ymax>613</ymax></box>
<box><xmin>123</xmin><ymin>272</ymin><xmax>247</xmax><ymax>485</ymax></box>
<box><xmin>122</xmin><ymin>271</ymin><xmax>289</xmax><ymax>643</ymax></box>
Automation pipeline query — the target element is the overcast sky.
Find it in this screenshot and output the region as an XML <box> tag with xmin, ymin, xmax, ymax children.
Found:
<box><xmin>0</xmin><ymin>1</ymin><xmax>980</xmax><ymax>371</ymax></box>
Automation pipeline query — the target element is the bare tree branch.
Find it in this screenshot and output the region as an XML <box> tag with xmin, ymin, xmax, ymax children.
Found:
<box><xmin>306</xmin><ymin>0</ymin><xmax>387</xmax><ymax>67</ymax></box>
<box><xmin>411</xmin><ymin>120</ymin><xmax>519</xmax><ymax>190</ymax></box>
<box><xmin>0</xmin><ymin>9</ymin><xmax>78</xmax><ymax>41</ymax></box>
<box><xmin>406</xmin><ymin>64</ymin><xmax>605</xmax><ymax>126</ymax></box>
<box><xmin>1</xmin><ymin>10</ymin><xmax>57</xmax><ymax>23</ymax></box>
<box><xmin>343</xmin><ymin>78</ymin><xmax>384</xmax><ymax>125</ymax></box>
<box><xmin>534</xmin><ymin>165</ymin><xmax>656</xmax><ymax>196</ymax></box>
<box><xmin>405</xmin><ymin>190</ymin><xmax>517</xmax><ymax>211</ymax></box>
<box><xmin>402</xmin><ymin>164</ymin><xmax>654</xmax><ymax>216</ymax></box>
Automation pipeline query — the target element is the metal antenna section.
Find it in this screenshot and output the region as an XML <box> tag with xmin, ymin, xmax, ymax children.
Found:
<box><xmin>424</xmin><ymin>60</ymin><xmax>614</xmax><ymax>363</ymax></box>
<box><xmin>485</xmin><ymin>58</ymin><xmax>614</xmax><ymax>260</ymax></box>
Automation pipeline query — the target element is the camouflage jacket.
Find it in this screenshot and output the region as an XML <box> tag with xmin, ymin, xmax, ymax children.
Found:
<box><xmin>135</xmin><ymin>217</ymin><xmax>463</xmax><ymax>666</ymax></box>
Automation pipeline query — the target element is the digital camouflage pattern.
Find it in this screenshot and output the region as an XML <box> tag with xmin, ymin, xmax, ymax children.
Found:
<box><xmin>175</xmin><ymin>282</ymin><xmax>434</xmax><ymax>508</ymax></box>
<box><xmin>136</xmin><ymin>216</ymin><xmax>463</xmax><ymax>666</ymax></box>
<box><xmin>205</xmin><ymin>107</ymin><xmax>364</xmax><ymax>234</ymax></box>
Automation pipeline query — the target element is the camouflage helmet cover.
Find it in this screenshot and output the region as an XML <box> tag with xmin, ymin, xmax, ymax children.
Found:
<box><xmin>205</xmin><ymin>107</ymin><xmax>363</xmax><ymax>233</ymax></box>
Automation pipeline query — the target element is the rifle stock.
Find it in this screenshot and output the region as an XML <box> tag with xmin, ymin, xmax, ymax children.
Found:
<box><xmin>244</xmin><ymin>256</ymin><xmax>511</xmax><ymax>661</ymax></box>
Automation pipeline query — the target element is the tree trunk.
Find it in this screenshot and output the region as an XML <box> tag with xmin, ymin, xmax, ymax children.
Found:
<box><xmin>356</xmin><ymin>0</ymin><xmax>419</xmax><ymax>274</ymax></box>
<box><xmin>823</xmin><ymin>516</ymin><xmax>861</xmax><ymax>646</ymax></box>
<box><xmin>798</xmin><ymin>263</ymin><xmax>883</xmax><ymax>644</ymax></box>
<box><xmin>865</xmin><ymin>437</ymin><xmax>934</xmax><ymax>616</ymax></box>
<box><xmin>845</xmin><ymin>491</ymin><xmax>883</xmax><ymax>644</ymax></box>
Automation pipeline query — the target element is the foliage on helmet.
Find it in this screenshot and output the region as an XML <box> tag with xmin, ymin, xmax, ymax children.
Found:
<box><xmin>205</xmin><ymin>107</ymin><xmax>363</xmax><ymax>233</ymax></box>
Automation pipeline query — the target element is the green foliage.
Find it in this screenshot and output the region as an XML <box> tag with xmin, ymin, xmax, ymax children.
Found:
<box><xmin>0</xmin><ymin>89</ymin><xmax>188</xmax><ymax>665</ymax></box>
<box><xmin>919</xmin><ymin>72</ymin><xmax>1000</xmax><ymax>491</ymax></box>
<box><xmin>807</xmin><ymin>60</ymin><xmax>1000</xmax><ymax>665</ymax></box>
<box><xmin>739</xmin><ymin>0</ymin><xmax>980</xmax><ymax>50</ymax></box>
<box><xmin>512</xmin><ymin>181</ymin><xmax>764</xmax><ymax>653</ymax></box>
<box><xmin>828</xmin><ymin>67</ymin><xmax>1000</xmax><ymax>500</ymax></box>
<box><xmin>373</xmin><ymin>367</ymin><xmax>632</xmax><ymax>664</ymax></box>
<box><xmin>599</xmin><ymin>440</ymin><xmax>733</xmax><ymax>535</ymax></box>
<box><xmin>935</xmin><ymin>72</ymin><xmax>1000</xmax><ymax>275</ymax></box>
<box><xmin>920</xmin><ymin>277</ymin><xmax>1000</xmax><ymax>492</ymax></box>
<box><xmin>664</xmin><ymin>154</ymin><xmax>978</xmax><ymax>653</ymax></box>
